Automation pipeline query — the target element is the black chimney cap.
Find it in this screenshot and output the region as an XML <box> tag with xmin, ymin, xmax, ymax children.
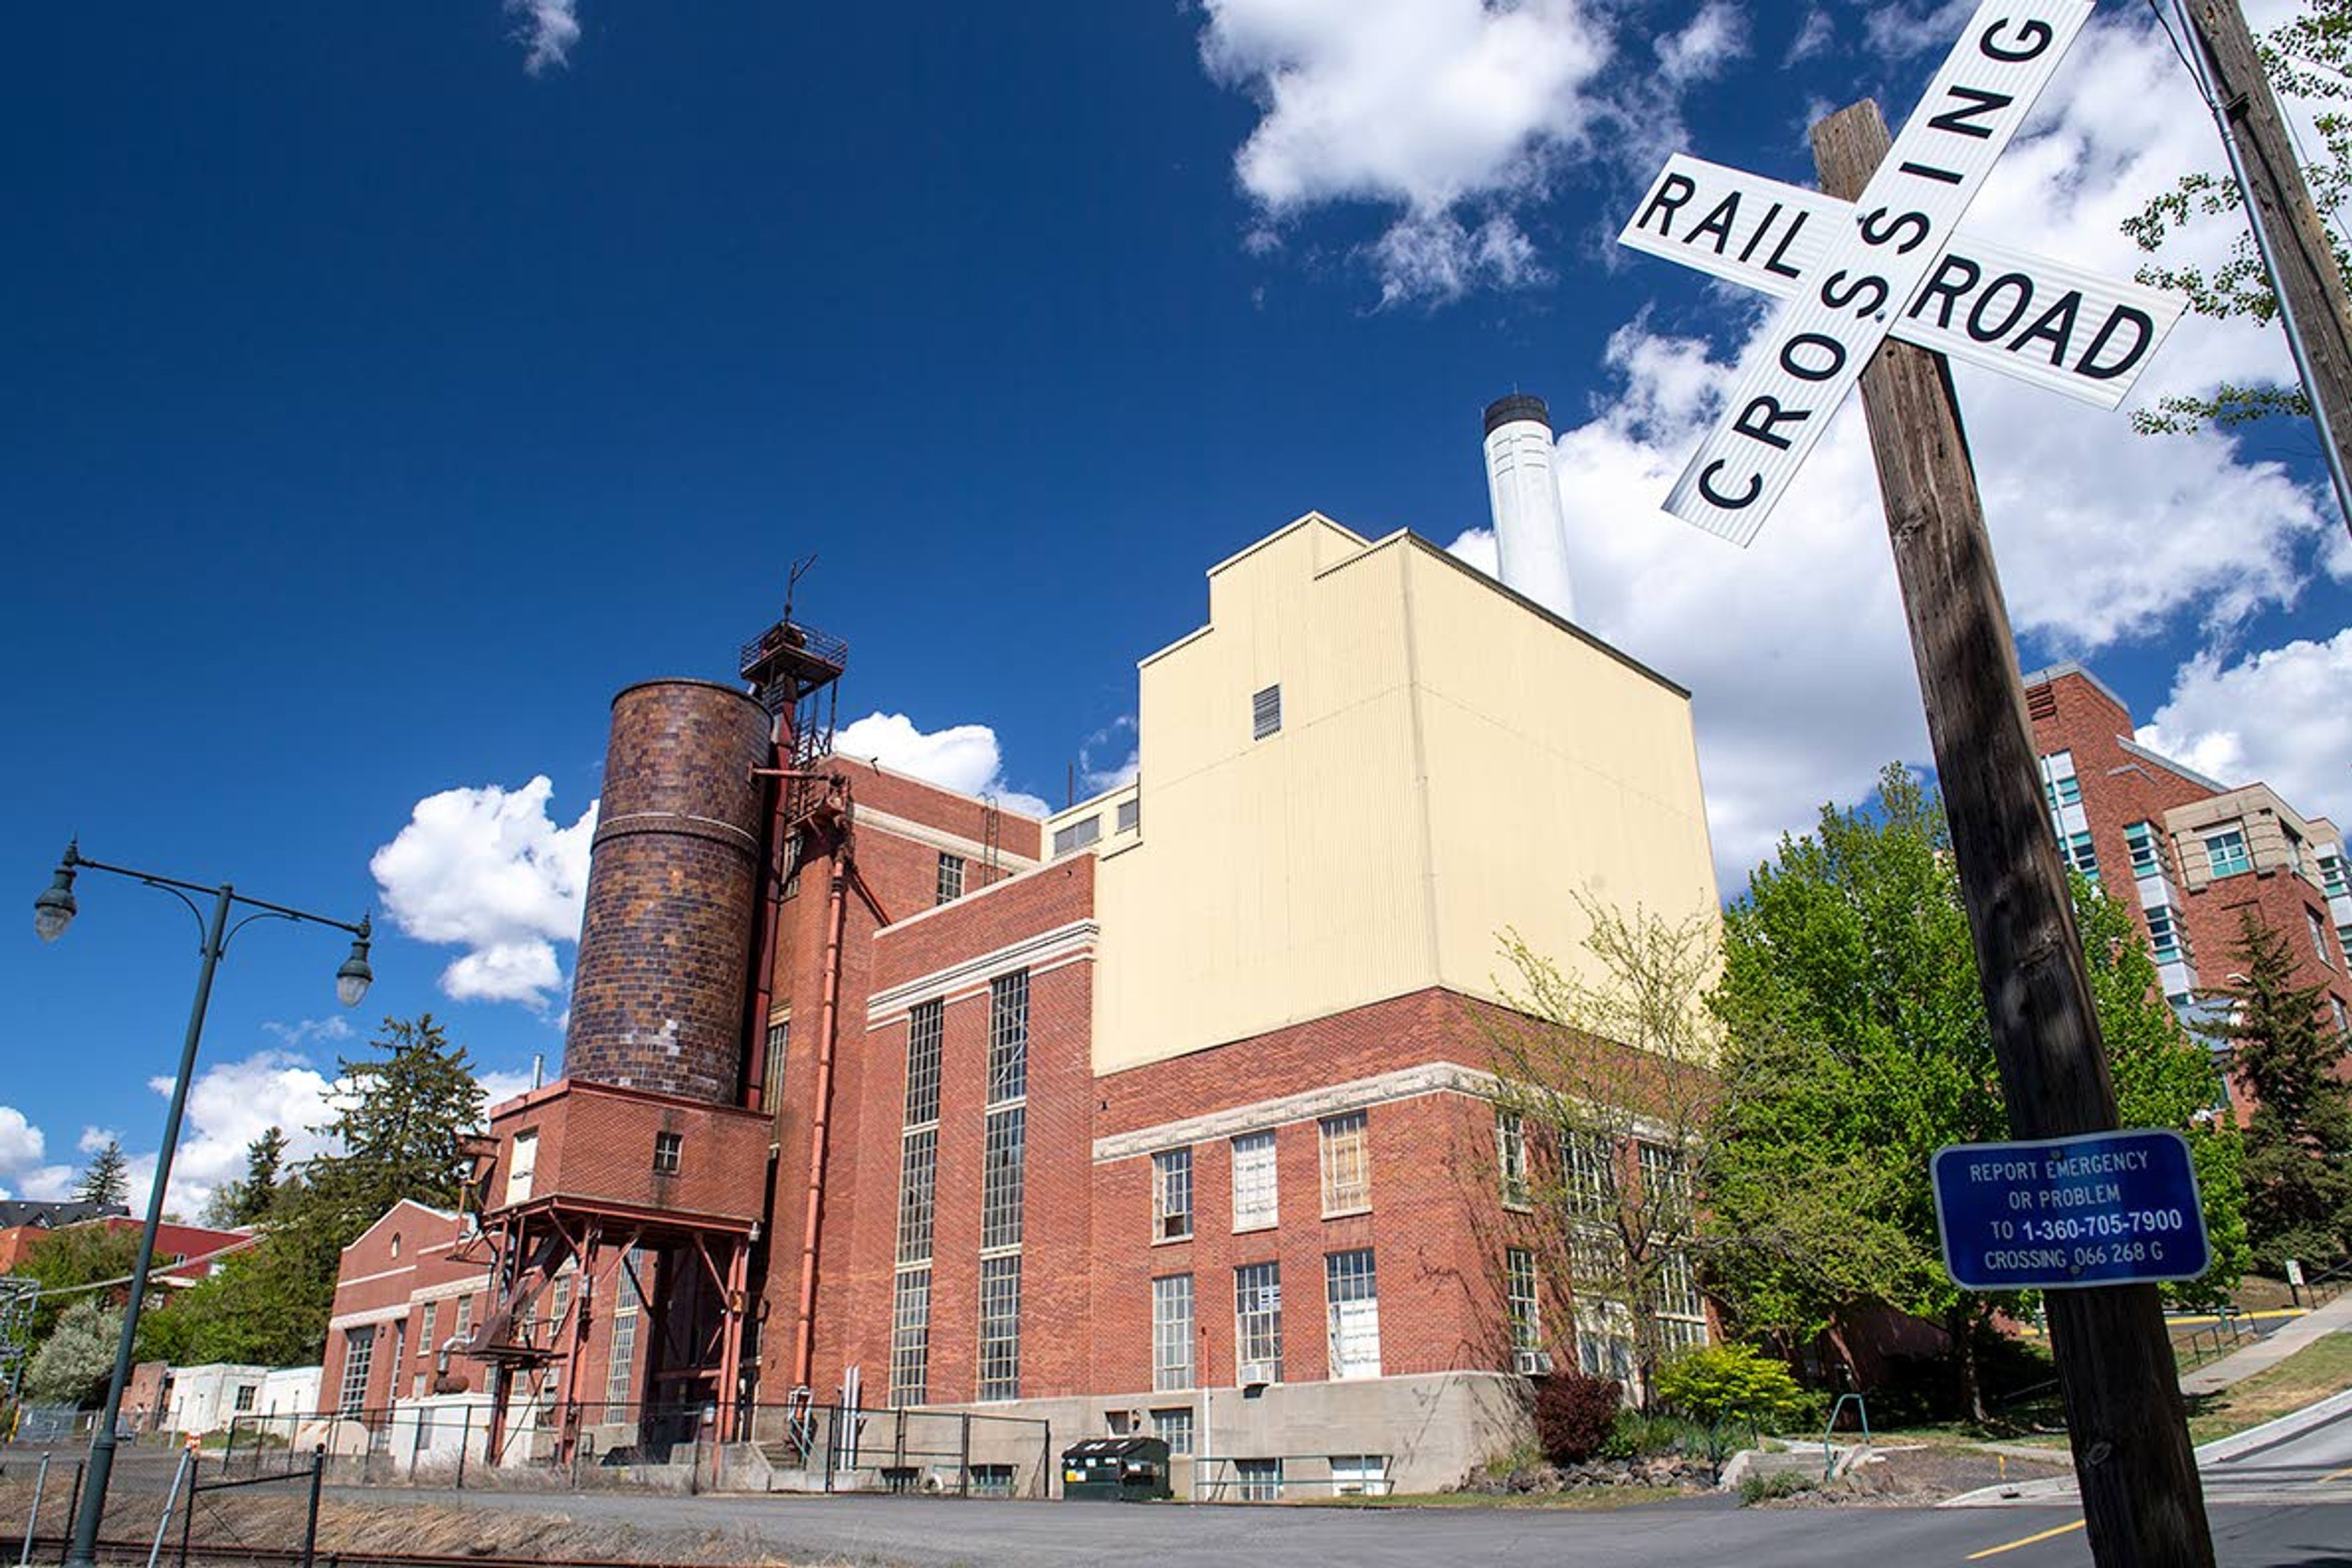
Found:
<box><xmin>1483</xmin><ymin>393</ymin><xmax>1550</xmax><ymax>435</ymax></box>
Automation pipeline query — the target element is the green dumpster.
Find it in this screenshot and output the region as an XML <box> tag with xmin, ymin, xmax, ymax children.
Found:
<box><xmin>1060</xmin><ymin>1436</ymin><xmax>1173</xmax><ymax>1501</ymax></box>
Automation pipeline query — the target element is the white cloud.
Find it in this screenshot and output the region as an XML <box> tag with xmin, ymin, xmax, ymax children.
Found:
<box><xmin>1785</xmin><ymin>9</ymin><xmax>1836</xmax><ymax>65</ymax></box>
<box><xmin>372</xmin><ymin>777</ymin><xmax>597</xmax><ymax>1009</ymax></box>
<box><xmin>0</xmin><ymin>1107</ymin><xmax>72</xmax><ymax>1203</ymax></box>
<box><xmin>832</xmin><ymin>712</ymin><xmax>1055</xmax><ymax>817</ymax></box>
<box><xmin>1198</xmin><ymin>0</ymin><xmax>1611</xmax><ymax>303</ymax></box>
<box><xmin>504</xmin><ymin>0</ymin><xmax>580</xmax><ymax>75</ymax></box>
<box><xmin>77</xmin><ymin>1127</ymin><xmax>118</xmax><ymax>1156</ymax></box>
<box><xmin>129</xmin><ymin>1050</ymin><xmax>342</xmax><ymax>1220</ymax></box>
<box><xmin>2138</xmin><ymin>632</ymin><xmax>2352</xmax><ymax>829</ymax></box>
<box><xmin>1080</xmin><ymin>717</ymin><xmax>1141</xmax><ymax>796</ymax></box>
<box><xmin>262</xmin><ymin>1016</ymin><xmax>353</xmax><ymax>1049</ymax></box>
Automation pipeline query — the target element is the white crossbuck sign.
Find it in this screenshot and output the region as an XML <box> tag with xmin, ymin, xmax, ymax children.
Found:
<box><xmin>1618</xmin><ymin>0</ymin><xmax>2188</xmax><ymax>545</ymax></box>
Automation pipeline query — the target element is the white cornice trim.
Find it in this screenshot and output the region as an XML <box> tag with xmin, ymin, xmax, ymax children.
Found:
<box><xmin>410</xmin><ymin>1276</ymin><xmax>491</xmax><ymax>1303</ymax></box>
<box><xmin>327</xmin><ymin>1303</ymin><xmax>417</xmax><ymax>1332</ymax></box>
<box><xmin>1093</xmin><ymin>1061</ymin><xmax>1499</xmax><ymax>1163</ymax></box>
<box><xmin>867</xmin><ymin>920</ymin><xmax>1098</xmax><ymax>1025</ymax></box>
<box><xmin>860</xmin><ymin>807</ymin><xmax>1040</xmax><ymax>873</ymax></box>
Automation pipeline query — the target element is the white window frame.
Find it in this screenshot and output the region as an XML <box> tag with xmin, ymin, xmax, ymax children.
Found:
<box><xmin>1152</xmin><ymin>1273</ymin><xmax>1194</xmax><ymax>1392</ymax></box>
<box><xmin>337</xmin><ymin>1326</ymin><xmax>375</xmax><ymax>1415</ymax></box>
<box><xmin>2207</xmin><ymin>827</ymin><xmax>2252</xmax><ymax>879</ymax></box>
<box><xmin>1152</xmin><ymin>1148</ymin><xmax>1193</xmax><ymax>1242</ymax></box>
<box><xmin>890</xmin><ymin>1267</ymin><xmax>931</xmax><ymax>1408</ymax></box>
<box><xmin>503</xmin><ymin>1130</ymin><xmax>537</xmax><ymax>1207</ymax></box>
<box><xmin>1496</xmin><ymin>1109</ymin><xmax>1529</xmax><ymax>1209</ymax></box>
<box><xmin>937</xmin><ymin>851</ymin><xmax>966</xmax><ymax>906</ymax></box>
<box><xmin>1235</xmin><ymin>1261</ymin><xmax>1283</xmax><ymax>1385</ymax></box>
<box><xmin>1505</xmin><ymin>1247</ymin><xmax>1545</xmax><ymax>1374</ymax></box>
<box><xmin>1150</xmin><ymin>1407</ymin><xmax>1194</xmax><ymax>1456</ymax></box>
<box><xmin>1329</xmin><ymin>1455</ymin><xmax>1392</xmax><ymax>1497</ymax></box>
<box><xmin>977</xmin><ymin>1254</ymin><xmax>1022</xmax><ymax>1401</ymax></box>
<box><xmin>1231</xmin><ymin>1131</ymin><xmax>1278</xmax><ymax>1232</ymax></box>
<box><xmin>1324</xmin><ymin>1248</ymin><xmax>1381</xmax><ymax>1381</ymax></box>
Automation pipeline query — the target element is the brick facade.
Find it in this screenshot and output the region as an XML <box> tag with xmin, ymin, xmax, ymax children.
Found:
<box><xmin>2022</xmin><ymin>664</ymin><xmax>2350</xmax><ymax>1106</ymax></box>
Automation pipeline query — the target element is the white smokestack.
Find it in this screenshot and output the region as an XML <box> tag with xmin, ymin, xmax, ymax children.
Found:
<box><xmin>1482</xmin><ymin>394</ymin><xmax>1577</xmax><ymax>623</ymax></box>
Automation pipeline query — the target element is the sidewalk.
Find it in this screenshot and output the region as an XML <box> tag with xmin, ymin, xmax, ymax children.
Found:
<box><xmin>2179</xmin><ymin>1289</ymin><xmax>2352</xmax><ymax>1396</ymax></box>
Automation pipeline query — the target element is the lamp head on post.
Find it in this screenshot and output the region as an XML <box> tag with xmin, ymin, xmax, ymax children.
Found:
<box><xmin>336</xmin><ymin>919</ymin><xmax>374</xmax><ymax>1008</ymax></box>
<box><xmin>32</xmin><ymin>846</ymin><xmax>78</xmax><ymax>943</ymax></box>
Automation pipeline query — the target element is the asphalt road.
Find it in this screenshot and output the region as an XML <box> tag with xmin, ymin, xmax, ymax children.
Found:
<box><xmin>401</xmin><ymin>1485</ymin><xmax>2351</xmax><ymax>1567</ymax></box>
<box><xmin>2199</xmin><ymin>1399</ymin><xmax>2352</xmax><ymax>1504</ymax></box>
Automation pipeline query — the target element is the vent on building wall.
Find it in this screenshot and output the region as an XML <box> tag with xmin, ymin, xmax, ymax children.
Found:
<box><xmin>1252</xmin><ymin>684</ymin><xmax>1282</xmax><ymax>741</ymax></box>
<box><xmin>2026</xmin><ymin>685</ymin><xmax>2058</xmax><ymax>722</ymax></box>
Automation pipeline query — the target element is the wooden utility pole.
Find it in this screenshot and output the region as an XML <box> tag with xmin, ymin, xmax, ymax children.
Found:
<box><xmin>1814</xmin><ymin>101</ymin><xmax>2217</xmax><ymax>1568</ymax></box>
<box><xmin>2179</xmin><ymin>0</ymin><xmax>2352</xmax><ymax>534</ymax></box>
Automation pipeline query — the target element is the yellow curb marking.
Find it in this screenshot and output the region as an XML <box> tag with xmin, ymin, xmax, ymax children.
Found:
<box><xmin>1966</xmin><ymin>1518</ymin><xmax>2086</xmax><ymax>1560</ymax></box>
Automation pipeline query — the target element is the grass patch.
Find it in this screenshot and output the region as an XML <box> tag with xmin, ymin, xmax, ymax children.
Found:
<box><xmin>1309</xmin><ymin>1485</ymin><xmax>1687</xmax><ymax>1510</ymax></box>
<box><xmin>2185</xmin><ymin>1331</ymin><xmax>2352</xmax><ymax>1446</ymax></box>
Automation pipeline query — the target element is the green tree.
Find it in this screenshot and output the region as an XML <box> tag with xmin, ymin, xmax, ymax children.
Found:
<box><xmin>2122</xmin><ymin>0</ymin><xmax>2352</xmax><ymax>435</ymax></box>
<box><xmin>71</xmin><ymin>1139</ymin><xmax>130</xmax><ymax>1209</ymax></box>
<box><xmin>1706</xmin><ymin>765</ymin><xmax>2245</xmax><ymax>1419</ymax></box>
<box><xmin>10</xmin><ymin>1224</ymin><xmax>140</xmax><ymax>1341</ymax></box>
<box><xmin>23</xmin><ymin>1297</ymin><xmax>121</xmax><ymax>1407</ymax></box>
<box><xmin>2207</xmin><ymin>911</ymin><xmax>2352</xmax><ymax>1270</ymax></box>
<box><xmin>203</xmin><ymin>1127</ymin><xmax>290</xmax><ymax>1228</ymax></box>
<box><xmin>153</xmin><ymin>1017</ymin><xmax>487</xmax><ymax>1366</ymax></box>
<box><xmin>1481</xmin><ymin>897</ymin><xmax>1725</xmax><ymax>1409</ymax></box>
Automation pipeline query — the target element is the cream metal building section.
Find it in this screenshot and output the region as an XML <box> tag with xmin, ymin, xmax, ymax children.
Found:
<box><xmin>1050</xmin><ymin>513</ymin><xmax>1719</xmax><ymax>1076</ymax></box>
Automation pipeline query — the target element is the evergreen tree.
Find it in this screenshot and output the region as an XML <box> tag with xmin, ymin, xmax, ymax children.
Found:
<box><xmin>2209</xmin><ymin>911</ymin><xmax>2352</xmax><ymax>1270</ymax></box>
<box><xmin>203</xmin><ymin>1127</ymin><xmax>290</xmax><ymax>1228</ymax></box>
<box><xmin>71</xmin><ymin>1139</ymin><xmax>130</xmax><ymax>1209</ymax></box>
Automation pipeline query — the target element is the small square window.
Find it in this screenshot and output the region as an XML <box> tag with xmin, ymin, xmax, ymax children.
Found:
<box><xmin>1251</xmin><ymin>685</ymin><xmax>1283</xmax><ymax>741</ymax></box>
<box><xmin>1117</xmin><ymin>797</ymin><xmax>1140</xmax><ymax>834</ymax></box>
<box><xmin>937</xmin><ymin>852</ymin><xmax>965</xmax><ymax>906</ymax></box>
<box><xmin>2206</xmin><ymin>828</ymin><xmax>2252</xmax><ymax>879</ymax></box>
<box><xmin>652</xmin><ymin>1133</ymin><xmax>682</xmax><ymax>1175</ymax></box>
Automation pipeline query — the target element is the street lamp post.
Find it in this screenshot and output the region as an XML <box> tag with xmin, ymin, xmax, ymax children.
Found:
<box><xmin>31</xmin><ymin>842</ymin><xmax>372</xmax><ymax>1568</ymax></box>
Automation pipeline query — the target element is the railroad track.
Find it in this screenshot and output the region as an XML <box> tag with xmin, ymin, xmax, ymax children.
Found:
<box><xmin>14</xmin><ymin>1536</ymin><xmax>723</xmax><ymax>1567</ymax></box>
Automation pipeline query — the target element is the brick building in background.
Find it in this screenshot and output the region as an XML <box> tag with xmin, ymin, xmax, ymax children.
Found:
<box><xmin>328</xmin><ymin>511</ymin><xmax>1723</xmax><ymax>1496</ymax></box>
<box><xmin>2023</xmin><ymin>662</ymin><xmax>2352</xmax><ymax>1101</ymax></box>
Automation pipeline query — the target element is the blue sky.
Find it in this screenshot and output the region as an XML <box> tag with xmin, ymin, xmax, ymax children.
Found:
<box><xmin>4</xmin><ymin>1</ymin><xmax>2346</xmax><ymax>1214</ymax></box>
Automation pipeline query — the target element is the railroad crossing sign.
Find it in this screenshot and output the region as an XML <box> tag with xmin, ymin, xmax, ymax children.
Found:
<box><xmin>1618</xmin><ymin>0</ymin><xmax>2187</xmax><ymax>544</ymax></box>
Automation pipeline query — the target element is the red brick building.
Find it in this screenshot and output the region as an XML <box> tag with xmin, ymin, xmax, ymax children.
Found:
<box><xmin>2022</xmin><ymin>662</ymin><xmax>2351</xmax><ymax>1098</ymax></box>
<box><xmin>338</xmin><ymin>515</ymin><xmax>1725</xmax><ymax>1494</ymax></box>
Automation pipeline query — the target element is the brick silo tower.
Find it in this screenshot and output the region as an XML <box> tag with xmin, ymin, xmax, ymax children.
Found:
<box><xmin>458</xmin><ymin>654</ymin><xmax>840</xmax><ymax>1467</ymax></box>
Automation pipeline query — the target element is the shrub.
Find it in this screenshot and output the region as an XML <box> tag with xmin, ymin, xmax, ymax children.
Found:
<box><xmin>1533</xmin><ymin>1370</ymin><xmax>1624</xmax><ymax>1464</ymax></box>
<box><xmin>1655</xmin><ymin>1343</ymin><xmax>1814</xmax><ymax>1434</ymax></box>
<box><xmin>1602</xmin><ymin>1408</ymin><xmax>1710</xmax><ymax>1461</ymax></box>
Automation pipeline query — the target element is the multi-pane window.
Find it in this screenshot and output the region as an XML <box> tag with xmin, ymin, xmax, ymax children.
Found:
<box><xmin>1235</xmin><ymin>1261</ymin><xmax>1284</xmax><ymax>1384</ymax></box>
<box><xmin>2060</xmin><ymin>829</ymin><xmax>2100</xmax><ymax>881</ymax></box>
<box><xmin>2322</xmin><ymin>851</ymin><xmax>2350</xmax><ymax>898</ymax></box>
<box><xmin>1318</xmin><ymin>1112</ymin><xmax>1371</xmax><ymax>1215</ymax></box>
<box><xmin>2207</xmin><ymin>828</ymin><xmax>2252</xmax><ymax>879</ymax></box>
<box><xmin>1117</xmin><ymin>797</ymin><xmax>1140</xmax><ymax>834</ymax></box>
<box><xmin>905</xmin><ymin>1001</ymin><xmax>944</xmax><ymax>1125</ymax></box>
<box><xmin>897</xmin><ymin>1128</ymin><xmax>938</xmax><ymax>1266</ymax></box>
<box><xmin>1231</xmin><ymin>1131</ymin><xmax>1279</xmax><ymax>1231</ymax></box>
<box><xmin>1330</xmin><ymin>1455</ymin><xmax>1392</xmax><ymax>1496</ymax></box>
<box><xmin>2332</xmin><ymin>997</ymin><xmax>2350</xmax><ymax>1038</ymax></box>
<box><xmin>893</xmin><ymin>1001</ymin><xmax>943</xmax><ymax>1406</ymax></box>
<box><xmin>989</xmin><ymin>972</ymin><xmax>1028</xmax><ymax>1106</ymax></box>
<box><xmin>1152</xmin><ymin>1148</ymin><xmax>1194</xmax><ymax>1241</ymax></box>
<box><xmin>937</xmin><ymin>852</ymin><xmax>965</xmax><ymax>906</ymax></box>
<box><xmin>338</xmin><ymin>1326</ymin><xmax>375</xmax><ymax>1414</ymax></box>
<box><xmin>1251</xmin><ymin>684</ymin><xmax>1283</xmax><ymax>740</ymax></box>
<box><xmin>1564</xmin><ymin>1131</ymin><xmax>1611</xmax><ymax>1219</ymax></box>
<box><xmin>1150</xmin><ymin>1408</ymin><xmax>1194</xmax><ymax>1456</ymax></box>
<box><xmin>607</xmin><ymin>1251</ymin><xmax>642</xmax><ymax>1408</ymax></box>
<box><xmin>548</xmin><ymin>1275</ymin><xmax>571</xmax><ymax>1339</ymax></box>
<box><xmin>780</xmin><ymin>829</ymin><xmax>804</xmax><ymax>900</ymax></box>
<box><xmin>978</xmin><ymin>1254</ymin><xmax>1022</xmax><ymax>1401</ymax></box>
<box><xmin>1506</xmin><ymin>1247</ymin><xmax>1544</xmax><ymax>1373</ymax></box>
<box><xmin>2127</xmin><ymin>821</ymin><xmax>2164</xmax><ymax>880</ymax></box>
<box><xmin>1637</xmin><ymin>1141</ymin><xmax>1691</xmax><ymax>1223</ymax></box>
<box><xmin>2310</xmin><ymin>907</ymin><xmax>2335</xmax><ymax>969</ymax></box>
<box><xmin>764</xmin><ymin>1019</ymin><xmax>789</xmax><ymax>1118</ymax></box>
<box><xmin>1153</xmin><ymin>1273</ymin><xmax>1196</xmax><ymax>1391</ymax></box>
<box><xmin>1576</xmin><ymin>1304</ymin><xmax>1636</xmax><ymax>1382</ymax></box>
<box><xmin>1051</xmin><ymin>816</ymin><xmax>1101</xmax><ymax>856</ymax></box>
<box><xmin>2147</xmin><ymin>905</ymin><xmax>2188</xmax><ymax>964</ymax></box>
<box><xmin>1649</xmin><ymin>1248</ymin><xmax>1707</xmax><ymax>1355</ymax></box>
<box><xmin>419</xmin><ymin>1301</ymin><xmax>438</xmax><ymax>1360</ymax></box>
<box><xmin>982</xmin><ymin>1107</ymin><xmax>1026</xmax><ymax>1251</ymax></box>
<box><xmin>1235</xmin><ymin>1458</ymin><xmax>1283</xmax><ymax>1501</ymax></box>
<box><xmin>1324</xmin><ymin>1250</ymin><xmax>1381</xmax><ymax>1380</ymax></box>
<box><xmin>453</xmin><ymin>1297</ymin><xmax>473</xmax><ymax>1343</ymax></box>
<box><xmin>889</xmin><ymin>1268</ymin><xmax>931</xmax><ymax>1408</ymax></box>
<box><xmin>2040</xmin><ymin>751</ymin><xmax>2082</xmax><ymax>809</ymax></box>
<box><xmin>652</xmin><ymin>1132</ymin><xmax>682</xmax><ymax>1175</ymax></box>
<box><xmin>1496</xmin><ymin>1109</ymin><xmax>1529</xmax><ymax>1207</ymax></box>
